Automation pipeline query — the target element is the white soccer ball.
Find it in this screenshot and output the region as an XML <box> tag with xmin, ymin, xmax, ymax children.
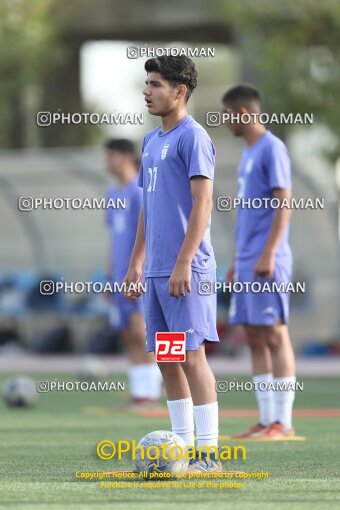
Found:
<box><xmin>135</xmin><ymin>430</ymin><xmax>189</xmax><ymax>478</ymax></box>
<box><xmin>3</xmin><ymin>376</ymin><xmax>39</xmax><ymax>408</ymax></box>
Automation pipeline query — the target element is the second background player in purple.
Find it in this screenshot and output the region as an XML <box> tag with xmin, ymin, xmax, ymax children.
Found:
<box><xmin>105</xmin><ymin>139</ymin><xmax>162</xmax><ymax>405</ymax></box>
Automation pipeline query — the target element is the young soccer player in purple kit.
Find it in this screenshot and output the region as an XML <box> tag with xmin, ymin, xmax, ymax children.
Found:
<box><xmin>222</xmin><ymin>84</ymin><xmax>296</xmax><ymax>439</ymax></box>
<box><xmin>124</xmin><ymin>56</ymin><xmax>221</xmax><ymax>472</ymax></box>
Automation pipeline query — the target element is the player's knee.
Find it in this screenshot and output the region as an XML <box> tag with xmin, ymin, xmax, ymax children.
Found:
<box><xmin>157</xmin><ymin>362</ymin><xmax>182</xmax><ymax>378</ymax></box>
<box><xmin>181</xmin><ymin>351</ymin><xmax>199</xmax><ymax>375</ymax></box>
<box><xmin>265</xmin><ymin>326</ymin><xmax>284</xmax><ymax>350</ymax></box>
<box><xmin>129</xmin><ymin>313</ymin><xmax>145</xmax><ymax>336</ymax></box>
<box><xmin>245</xmin><ymin>326</ymin><xmax>266</xmax><ymax>351</ymax></box>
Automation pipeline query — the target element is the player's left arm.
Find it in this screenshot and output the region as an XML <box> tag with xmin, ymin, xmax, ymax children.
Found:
<box><xmin>254</xmin><ymin>187</ymin><xmax>292</xmax><ymax>278</ymax></box>
<box><xmin>169</xmin><ymin>176</ymin><xmax>213</xmax><ymax>298</ymax></box>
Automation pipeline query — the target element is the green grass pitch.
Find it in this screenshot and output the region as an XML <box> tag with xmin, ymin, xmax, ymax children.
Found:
<box><xmin>0</xmin><ymin>374</ymin><xmax>339</xmax><ymax>510</ymax></box>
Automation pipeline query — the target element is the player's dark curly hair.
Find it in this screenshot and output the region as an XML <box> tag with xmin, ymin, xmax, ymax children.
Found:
<box><xmin>145</xmin><ymin>56</ymin><xmax>198</xmax><ymax>101</ymax></box>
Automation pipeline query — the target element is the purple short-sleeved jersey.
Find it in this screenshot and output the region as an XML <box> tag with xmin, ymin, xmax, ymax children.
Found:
<box><xmin>138</xmin><ymin>115</ymin><xmax>216</xmax><ymax>277</ymax></box>
<box><xmin>235</xmin><ymin>130</ymin><xmax>292</xmax><ymax>265</ymax></box>
<box><xmin>105</xmin><ymin>178</ymin><xmax>143</xmax><ymax>282</ymax></box>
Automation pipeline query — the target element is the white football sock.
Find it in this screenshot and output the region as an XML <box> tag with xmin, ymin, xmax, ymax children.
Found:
<box><xmin>145</xmin><ymin>363</ymin><xmax>163</xmax><ymax>400</ymax></box>
<box><xmin>253</xmin><ymin>373</ymin><xmax>274</xmax><ymax>426</ymax></box>
<box><xmin>273</xmin><ymin>376</ymin><xmax>296</xmax><ymax>429</ymax></box>
<box><xmin>193</xmin><ymin>401</ymin><xmax>219</xmax><ymax>453</ymax></box>
<box><xmin>128</xmin><ymin>364</ymin><xmax>148</xmax><ymax>399</ymax></box>
<box><xmin>167</xmin><ymin>398</ymin><xmax>195</xmax><ymax>447</ymax></box>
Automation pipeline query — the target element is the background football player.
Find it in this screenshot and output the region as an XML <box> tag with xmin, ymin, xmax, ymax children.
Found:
<box><xmin>222</xmin><ymin>85</ymin><xmax>296</xmax><ymax>439</ymax></box>
<box><xmin>105</xmin><ymin>138</ymin><xmax>162</xmax><ymax>405</ymax></box>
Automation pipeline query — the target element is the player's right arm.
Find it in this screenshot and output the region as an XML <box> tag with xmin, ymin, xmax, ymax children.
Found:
<box><xmin>123</xmin><ymin>208</ymin><xmax>145</xmax><ymax>300</ymax></box>
<box><xmin>254</xmin><ymin>140</ymin><xmax>292</xmax><ymax>279</ymax></box>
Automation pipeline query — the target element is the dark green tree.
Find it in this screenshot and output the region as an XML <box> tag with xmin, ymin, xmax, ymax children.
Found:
<box><xmin>221</xmin><ymin>0</ymin><xmax>340</xmax><ymax>159</ymax></box>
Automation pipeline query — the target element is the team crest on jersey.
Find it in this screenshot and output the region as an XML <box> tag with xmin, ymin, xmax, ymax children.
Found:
<box><xmin>161</xmin><ymin>144</ymin><xmax>170</xmax><ymax>160</ymax></box>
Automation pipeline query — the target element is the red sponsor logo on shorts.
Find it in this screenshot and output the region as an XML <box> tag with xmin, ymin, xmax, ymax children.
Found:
<box><xmin>155</xmin><ymin>332</ymin><xmax>186</xmax><ymax>362</ymax></box>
